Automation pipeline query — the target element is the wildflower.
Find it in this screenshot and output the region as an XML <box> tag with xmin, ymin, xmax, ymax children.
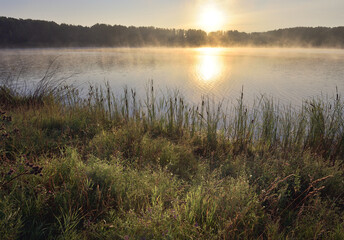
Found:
<box><xmin>163</xmin><ymin>229</ymin><xmax>168</xmax><ymax>236</ymax></box>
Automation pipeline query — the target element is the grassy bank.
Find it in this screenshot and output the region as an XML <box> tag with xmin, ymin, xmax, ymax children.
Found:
<box><xmin>0</xmin><ymin>80</ymin><xmax>343</xmax><ymax>239</ymax></box>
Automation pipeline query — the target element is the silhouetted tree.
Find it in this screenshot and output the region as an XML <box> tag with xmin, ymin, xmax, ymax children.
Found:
<box><xmin>0</xmin><ymin>17</ymin><xmax>343</xmax><ymax>48</ymax></box>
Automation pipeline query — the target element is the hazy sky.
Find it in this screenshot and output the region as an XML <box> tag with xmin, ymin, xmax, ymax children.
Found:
<box><xmin>0</xmin><ymin>0</ymin><xmax>343</xmax><ymax>32</ymax></box>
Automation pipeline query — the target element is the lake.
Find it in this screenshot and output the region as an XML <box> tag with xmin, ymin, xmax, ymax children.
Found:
<box><xmin>1</xmin><ymin>47</ymin><xmax>344</xmax><ymax>106</ymax></box>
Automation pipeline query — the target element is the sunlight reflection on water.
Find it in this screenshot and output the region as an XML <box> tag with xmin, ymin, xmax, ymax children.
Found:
<box><xmin>0</xmin><ymin>47</ymin><xmax>344</xmax><ymax>107</ymax></box>
<box><xmin>196</xmin><ymin>48</ymin><xmax>224</xmax><ymax>83</ymax></box>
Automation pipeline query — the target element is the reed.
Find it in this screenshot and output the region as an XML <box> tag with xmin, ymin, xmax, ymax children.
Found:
<box><xmin>77</xmin><ymin>82</ymin><xmax>344</xmax><ymax>161</ymax></box>
<box><xmin>1</xmin><ymin>78</ymin><xmax>343</xmax><ymax>239</ymax></box>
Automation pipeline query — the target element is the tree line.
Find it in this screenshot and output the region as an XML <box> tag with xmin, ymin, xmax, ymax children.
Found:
<box><xmin>0</xmin><ymin>17</ymin><xmax>343</xmax><ymax>48</ymax></box>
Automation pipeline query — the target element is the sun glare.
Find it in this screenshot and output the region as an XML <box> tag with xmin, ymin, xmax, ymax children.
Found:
<box><xmin>196</xmin><ymin>48</ymin><xmax>224</xmax><ymax>83</ymax></box>
<box><xmin>199</xmin><ymin>6</ymin><xmax>224</xmax><ymax>32</ymax></box>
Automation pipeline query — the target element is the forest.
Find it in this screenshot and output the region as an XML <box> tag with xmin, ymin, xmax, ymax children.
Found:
<box><xmin>1</xmin><ymin>16</ymin><xmax>344</xmax><ymax>48</ymax></box>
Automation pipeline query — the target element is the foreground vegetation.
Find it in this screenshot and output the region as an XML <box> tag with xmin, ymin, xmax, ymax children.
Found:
<box><xmin>0</xmin><ymin>79</ymin><xmax>344</xmax><ymax>239</ymax></box>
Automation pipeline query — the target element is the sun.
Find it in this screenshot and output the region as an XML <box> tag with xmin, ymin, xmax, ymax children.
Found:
<box><xmin>199</xmin><ymin>6</ymin><xmax>224</xmax><ymax>32</ymax></box>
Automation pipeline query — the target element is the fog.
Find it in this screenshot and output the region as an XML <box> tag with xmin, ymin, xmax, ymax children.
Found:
<box><xmin>1</xmin><ymin>47</ymin><xmax>344</xmax><ymax>107</ymax></box>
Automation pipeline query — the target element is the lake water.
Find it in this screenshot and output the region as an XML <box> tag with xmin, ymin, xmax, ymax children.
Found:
<box><xmin>0</xmin><ymin>47</ymin><xmax>344</xmax><ymax>106</ymax></box>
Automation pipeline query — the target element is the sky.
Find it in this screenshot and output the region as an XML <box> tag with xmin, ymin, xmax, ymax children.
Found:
<box><xmin>0</xmin><ymin>0</ymin><xmax>343</xmax><ymax>32</ymax></box>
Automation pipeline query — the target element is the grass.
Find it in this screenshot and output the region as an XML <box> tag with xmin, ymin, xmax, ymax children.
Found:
<box><xmin>0</xmin><ymin>79</ymin><xmax>344</xmax><ymax>239</ymax></box>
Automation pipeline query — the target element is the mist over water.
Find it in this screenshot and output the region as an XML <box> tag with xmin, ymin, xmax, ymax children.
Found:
<box><xmin>0</xmin><ymin>47</ymin><xmax>343</xmax><ymax>106</ymax></box>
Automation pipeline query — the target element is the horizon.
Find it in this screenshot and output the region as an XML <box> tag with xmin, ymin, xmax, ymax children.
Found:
<box><xmin>1</xmin><ymin>0</ymin><xmax>343</xmax><ymax>32</ymax></box>
<box><xmin>1</xmin><ymin>15</ymin><xmax>343</xmax><ymax>35</ymax></box>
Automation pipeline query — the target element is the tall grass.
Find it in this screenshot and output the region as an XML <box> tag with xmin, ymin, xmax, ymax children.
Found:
<box><xmin>1</xmin><ymin>77</ymin><xmax>344</xmax><ymax>239</ymax></box>
<box><xmin>59</xmin><ymin>81</ymin><xmax>344</xmax><ymax>162</ymax></box>
<box><xmin>1</xmin><ymin>75</ymin><xmax>343</xmax><ymax>162</ymax></box>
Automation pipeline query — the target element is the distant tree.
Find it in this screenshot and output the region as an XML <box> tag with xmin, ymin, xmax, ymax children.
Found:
<box><xmin>0</xmin><ymin>17</ymin><xmax>343</xmax><ymax>48</ymax></box>
<box><xmin>185</xmin><ymin>29</ymin><xmax>207</xmax><ymax>46</ymax></box>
